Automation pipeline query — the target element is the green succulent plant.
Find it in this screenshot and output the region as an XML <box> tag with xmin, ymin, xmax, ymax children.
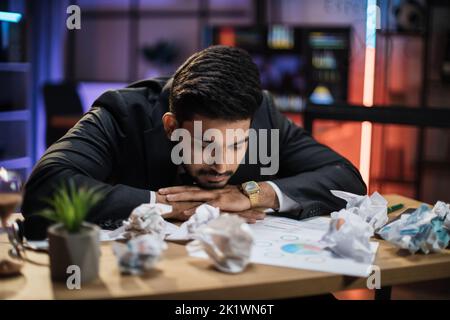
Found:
<box><xmin>39</xmin><ymin>182</ymin><xmax>104</xmax><ymax>233</ymax></box>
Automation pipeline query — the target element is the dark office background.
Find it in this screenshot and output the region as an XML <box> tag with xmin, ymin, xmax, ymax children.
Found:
<box><xmin>1</xmin><ymin>0</ymin><xmax>450</xmax><ymax>206</ymax></box>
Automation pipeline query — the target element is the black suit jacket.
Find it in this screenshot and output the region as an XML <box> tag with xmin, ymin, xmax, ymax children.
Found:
<box><xmin>22</xmin><ymin>77</ymin><xmax>366</xmax><ymax>239</ymax></box>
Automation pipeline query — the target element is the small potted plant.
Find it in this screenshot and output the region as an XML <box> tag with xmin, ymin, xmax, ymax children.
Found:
<box><xmin>39</xmin><ymin>182</ymin><xmax>104</xmax><ymax>283</ymax></box>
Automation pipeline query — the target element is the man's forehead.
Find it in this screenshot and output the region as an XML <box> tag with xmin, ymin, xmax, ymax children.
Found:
<box><xmin>181</xmin><ymin>117</ymin><xmax>250</xmax><ymax>135</ymax></box>
<box><xmin>193</xmin><ymin>134</ymin><xmax>249</xmax><ymax>143</ymax></box>
<box><xmin>181</xmin><ymin>116</ymin><xmax>250</xmax><ymax>129</ymax></box>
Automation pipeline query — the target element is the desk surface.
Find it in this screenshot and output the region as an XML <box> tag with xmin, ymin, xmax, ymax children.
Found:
<box><xmin>1</xmin><ymin>194</ymin><xmax>450</xmax><ymax>300</ymax></box>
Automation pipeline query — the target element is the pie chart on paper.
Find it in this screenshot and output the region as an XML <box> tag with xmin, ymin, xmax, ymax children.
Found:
<box><xmin>281</xmin><ymin>243</ymin><xmax>323</xmax><ymax>255</ymax></box>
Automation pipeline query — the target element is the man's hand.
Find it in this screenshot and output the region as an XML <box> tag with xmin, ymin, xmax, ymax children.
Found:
<box><xmin>159</xmin><ymin>185</ymin><xmax>252</xmax><ymax>211</ymax></box>
<box><xmin>155</xmin><ymin>192</ymin><xmax>202</xmax><ymax>221</ymax></box>
<box><xmin>158</xmin><ymin>183</ymin><xmax>279</xmax><ymax>223</ymax></box>
<box><xmin>221</xmin><ymin>208</ymin><xmax>266</xmax><ymax>224</ymax></box>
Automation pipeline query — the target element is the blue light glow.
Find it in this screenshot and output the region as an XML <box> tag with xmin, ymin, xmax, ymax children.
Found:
<box><xmin>366</xmin><ymin>0</ymin><xmax>377</xmax><ymax>49</ymax></box>
<box><xmin>0</xmin><ymin>11</ymin><xmax>22</xmax><ymax>23</ymax></box>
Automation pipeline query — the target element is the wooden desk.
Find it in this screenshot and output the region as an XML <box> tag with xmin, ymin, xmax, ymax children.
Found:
<box><xmin>1</xmin><ymin>194</ymin><xmax>449</xmax><ymax>300</ymax></box>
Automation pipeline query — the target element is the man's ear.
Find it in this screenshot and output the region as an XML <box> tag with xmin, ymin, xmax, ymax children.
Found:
<box><xmin>162</xmin><ymin>112</ymin><xmax>179</xmax><ymax>138</ymax></box>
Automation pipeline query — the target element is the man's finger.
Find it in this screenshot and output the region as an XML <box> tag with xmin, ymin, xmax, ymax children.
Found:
<box><xmin>166</xmin><ymin>191</ymin><xmax>218</xmax><ymax>202</ymax></box>
<box><xmin>206</xmin><ymin>200</ymin><xmax>221</xmax><ymax>209</ymax></box>
<box><xmin>254</xmin><ymin>211</ymin><xmax>266</xmax><ymax>220</ymax></box>
<box><xmin>183</xmin><ymin>206</ymin><xmax>199</xmax><ymax>216</ymax></box>
<box><xmin>236</xmin><ymin>212</ymin><xmax>257</xmax><ymax>220</ymax></box>
<box><xmin>182</xmin><ymin>207</ymin><xmax>198</xmax><ymax>218</ymax></box>
<box><xmin>183</xmin><ymin>199</ymin><xmax>222</xmax><ymax>215</ymax></box>
<box><xmin>158</xmin><ymin>185</ymin><xmax>201</xmax><ymax>194</ymax></box>
<box><xmin>159</xmin><ymin>185</ymin><xmax>230</xmax><ymax>195</ymax></box>
<box><xmin>236</xmin><ymin>210</ymin><xmax>266</xmax><ymax>221</ymax></box>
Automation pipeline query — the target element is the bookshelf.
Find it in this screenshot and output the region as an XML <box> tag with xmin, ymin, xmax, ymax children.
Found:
<box><xmin>0</xmin><ymin>2</ymin><xmax>33</xmax><ymax>181</ymax></box>
<box><xmin>0</xmin><ymin>64</ymin><xmax>33</xmax><ymax>180</ymax></box>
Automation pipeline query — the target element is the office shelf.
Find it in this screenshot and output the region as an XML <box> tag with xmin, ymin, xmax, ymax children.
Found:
<box><xmin>0</xmin><ymin>61</ymin><xmax>33</xmax><ymax>179</ymax></box>
<box><xmin>370</xmin><ymin>2</ymin><xmax>450</xmax><ymax>201</ymax></box>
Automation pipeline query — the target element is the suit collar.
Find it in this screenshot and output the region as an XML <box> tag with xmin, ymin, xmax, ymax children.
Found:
<box><xmin>143</xmin><ymin>123</ymin><xmax>178</xmax><ymax>189</ymax></box>
<box><xmin>144</xmin><ymin>78</ymin><xmax>178</xmax><ymax>188</ymax></box>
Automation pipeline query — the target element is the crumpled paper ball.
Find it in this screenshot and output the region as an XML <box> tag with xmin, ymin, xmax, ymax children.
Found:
<box><xmin>331</xmin><ymin>190</ymin><xmax>388</xmax><ymax>230</ymax></box>
<box><xmin>432</xmin><ymin>201</ymin><xmax>450</xmax><ymax>230</ymax></box>
<box><xmin>187</xmin><ymin>214</ymin><xmax>254</xmax><ymax>273</ymax></box>
<box><xmin>320</xmin><ymin>209</ymin><xmax>375</xmax><ymax>263</ymax></box>
<box><xmin>122</xmin><ymin>203</ymin><xmax>172</xmax><ymax>240</ymax></box>
<box><xmin>166</xmin><ymin>203</ymin><xmax>220</xmax><ymax>241</ymax></box>
<box><xmin>186</xmin><ymin>204</ymin><xmax>220</xmax><ymax>234</ymax></box>
<box><xmin>378</xmin><ymin>202</ymin><xmax>450</xmax><ymax>254</ymax></box>
<box><xmin>112</xmin><ymin>234</ymin><xmax>167</xmax><ymax>275</ymax></box>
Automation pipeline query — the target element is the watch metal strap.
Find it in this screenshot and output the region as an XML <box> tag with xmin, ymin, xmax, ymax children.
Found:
<box><xmin>249</xmin><ymin>192</ymin><xmax>260</xmax><ymax>208</ymax></box>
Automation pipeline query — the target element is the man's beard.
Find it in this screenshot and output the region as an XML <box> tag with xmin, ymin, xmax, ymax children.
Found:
<box><xmin>183</xmin><ymin>165</ymin><xmax>233</xmax><ymax>189</ymax></box>
<box><xmin>196</xmin><ymin>180</ymin><xmax>228</xmax><ymax>189</ymax></box>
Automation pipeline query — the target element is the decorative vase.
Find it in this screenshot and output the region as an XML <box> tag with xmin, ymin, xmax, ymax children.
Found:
<box><xmin>47</xmin><ymin>222</ymin><xmax>100</xmax><ymax>283</ymax></box>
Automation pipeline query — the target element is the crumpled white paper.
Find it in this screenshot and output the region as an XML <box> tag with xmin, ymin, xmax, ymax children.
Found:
<box><xmin>320</xmin><ymin>209</ymin><xmax>375</xmax><ymax>263</ymax></box>
<box><xmin>112</xmin><ymin>234</ymin><xmax>167</xmax><ymax>275</ymax></box>
<box><xmin>432</xmin><ymin>201</ymin><xmax>450</xmax><ymax>230</ymax></box>
<box><xmin>105</xmin><ymin>203</ymin><xmax>173</xmax><ymax>240</ymax></box>
<box><xmin>378</xmin><ymin>202</ymin><xmax>450</xmax><ymax>254</ymax></box>
<box><xmin>122</xmin><ymin>203</ymin><xmax>171</xmax><ymax>239</ymax></box>
<box><xmin>166</xmin><ymin>204</ymin><xmax>220</xmax><ymax>241</ymax></box>
<box><xmin>318</xmin><ymin>190</ymin><xmax>388</xmax><ymax>263</ymax></box>
<box><xmin>186</xmin><ymin>214</ymin><xmax>254</xmax><ymax>273</ymax></box>
<box><xmin>331</xmin><ymin>190</ymin><xmax>388</xmax><ymax>230</ymax></box>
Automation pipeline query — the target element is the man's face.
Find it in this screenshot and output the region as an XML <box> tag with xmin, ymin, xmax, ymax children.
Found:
<box><xmin>178</xmin><ymin>115</ymin><xmax>250</xmax><ymax>189</ymax></box>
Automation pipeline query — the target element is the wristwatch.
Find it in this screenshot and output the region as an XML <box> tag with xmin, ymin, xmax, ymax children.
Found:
<box><xmin>241</xmin><ymin>181</ymin><xmax>261</xmax><ymax>208</ymax></box>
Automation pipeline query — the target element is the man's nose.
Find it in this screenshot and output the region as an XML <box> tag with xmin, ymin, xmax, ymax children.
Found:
<box><xmin>212</xmin><ymin>162</ymin><xmax>227</xmax><ymax>174</ymax></box>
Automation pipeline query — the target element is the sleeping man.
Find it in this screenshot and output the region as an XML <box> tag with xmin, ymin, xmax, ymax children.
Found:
<box><xmin>22</xmin><ymin>45</ymin><xmax>366</xmax><ymax>239</ymax></box>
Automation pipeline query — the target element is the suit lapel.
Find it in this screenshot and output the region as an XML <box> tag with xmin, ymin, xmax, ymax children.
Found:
<box><xmin>143</xmin><ymin>124</ymin><xmax>178</xmax><ymax>189</ymax></box>
<box><xmin>143</xmin><ymin>89</ymin><xmax>178</xmax><ymax>189</ymax></box>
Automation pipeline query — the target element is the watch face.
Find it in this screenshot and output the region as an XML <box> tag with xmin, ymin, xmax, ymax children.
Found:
<box><xmin>245</xmin><ymin>181</ymin><xmax>259</xmax><ymax>193</ymax></box>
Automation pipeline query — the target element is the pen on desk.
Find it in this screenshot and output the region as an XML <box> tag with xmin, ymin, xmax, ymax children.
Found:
<box><xmin>387</xmin><ymin>203</ymin><xmax>404</xmax><ymax>214</ymax></box>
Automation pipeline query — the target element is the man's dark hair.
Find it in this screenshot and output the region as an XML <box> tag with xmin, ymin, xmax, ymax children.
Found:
<box><xmin>169</xmin><ymin>45</ymin><xmax>262</xmax><ymax>123</ymax></box>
